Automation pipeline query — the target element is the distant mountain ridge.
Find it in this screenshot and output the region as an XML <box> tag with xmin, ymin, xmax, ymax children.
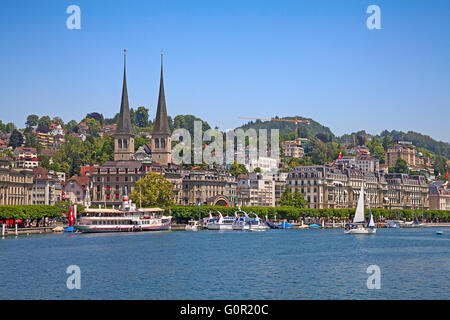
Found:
<box><xmin>230</xmin><ymin>116</ymin><xmax>450</xmax><ymax>159</ymax></box>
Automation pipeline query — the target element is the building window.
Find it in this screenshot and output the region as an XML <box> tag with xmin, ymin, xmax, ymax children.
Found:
<box><xmin>155</xmin><ymin>138</ymin><xmax>159</xmax><ymax>149</ymax></box>
<box><xmin>118</xmin><ymin>139</ymin><xmax>122</xmax><ymax>149</ymax></box>
<box><xmin>161</xmin><ymin>138</ymin><xmax>166</xmax><ymax>148</ymax></box>
<box><xmin>124</xmin><ymin>139</ymin><xmax>128</xmax><ymax>149</ymax></box>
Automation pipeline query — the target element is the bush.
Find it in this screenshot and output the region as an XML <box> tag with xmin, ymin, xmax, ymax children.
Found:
<box><xmin>0</xmin><ymin>205</ymin><xmax>65</xmax><ymax>220</ymax></box>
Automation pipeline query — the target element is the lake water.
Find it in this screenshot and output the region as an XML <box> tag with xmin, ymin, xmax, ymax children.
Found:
<box><xmin>1</xmin><ymin>228</ymin><xmax>449</xmax><ymax>299</ymax></box>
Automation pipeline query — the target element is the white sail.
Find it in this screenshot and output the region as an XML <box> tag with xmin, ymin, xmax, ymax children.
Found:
<box><xmin>367</xmin><ymin>212</ymin><xmax>375</xmax><ymax>227</ymax></box>
<box><xmin>367</xmin><ymin>201</ymin><xmax>375</xmax><ymax>227</ymax></box>
<box><xmin>353</xmin><ymin>184</ymin><xmax>365</xmax><ymax>223</ymax></box>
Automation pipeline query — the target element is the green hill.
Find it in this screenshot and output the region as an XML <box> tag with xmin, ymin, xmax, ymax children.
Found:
<box><xmin>235</xmin><ymin>116</ymin><xmax>334</xmax><ymax>141</ymax></box>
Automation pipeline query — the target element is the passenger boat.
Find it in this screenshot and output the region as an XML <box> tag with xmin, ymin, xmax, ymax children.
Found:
<box><xmin>206</xmin><ymin>211</ymin><xmax>235</xmax><ymax>230</ymax></box>
<box><xmin>233</xmin><ymin>210</ymin><xmax>268</xmax><ymax>232</ymax></box>
<box><xmin>345</xmin><ymin>183</ymin><xmax>376</xmax><ymax>235</ymax></box>
<box><xmin>75</xmin><ymin>197</ymin><xmax>171</xmax><ymax>233</ymax></box>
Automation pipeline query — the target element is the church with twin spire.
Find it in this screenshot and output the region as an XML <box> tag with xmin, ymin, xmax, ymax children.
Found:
<box><xmin>91</xmin><ymin>51</ymin><xmax>173</xmax><ymax>207</ymax></box>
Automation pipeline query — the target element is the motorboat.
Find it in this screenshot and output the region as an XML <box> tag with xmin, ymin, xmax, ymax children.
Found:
<box><xmin>233</xmin><ymin>210</ymin><xmax>268</xmax><ymax>232</ymax></box>
<box><xmin>185</xmin><ymin>220</ymin><xmax>201</xmax><ymax>231</ymax></box>
<box><xmin>207</xmin><ymin>211</ymin><xmax>234</xmax><ymax>230</ymax></box>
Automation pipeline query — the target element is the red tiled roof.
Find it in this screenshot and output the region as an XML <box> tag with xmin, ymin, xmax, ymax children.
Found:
<box><xmin>67</xmin><ymin>175</ymin><xmax>90</xmax><ymax>188</ymax></box>
<box><xmin>80</xmin><ymin>165</ymin><xmax>99</xmax><ymax>176</ymax></box>
<box><xmin>15</xmin><ymin>147</ymin><xmax>37</xmax><ymax>154</ymax></box>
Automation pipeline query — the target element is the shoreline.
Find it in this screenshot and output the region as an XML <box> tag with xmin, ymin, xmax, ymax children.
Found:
<box><xmin>2</xmin><ymin>223</ymin><xmax>449</xmax><ymax>237</ymax></box>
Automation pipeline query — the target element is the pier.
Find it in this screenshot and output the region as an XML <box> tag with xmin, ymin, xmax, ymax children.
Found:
<box><xmin>1</xmin><ymin>225</ymin><xmax>61</xmax><ymax>237</ymax></box>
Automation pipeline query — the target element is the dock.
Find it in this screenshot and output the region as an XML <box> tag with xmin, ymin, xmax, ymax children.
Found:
<box><xmin>2</xmin><ymin>226</ymin><xmax>59</xmax><ymax>236</ymax></box>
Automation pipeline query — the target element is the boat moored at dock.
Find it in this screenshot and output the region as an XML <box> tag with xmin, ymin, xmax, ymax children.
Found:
<box><xmin>75</xmin><ymin>198</ymin><xmax>171</xmax><ymax>233</ymax></box>
<box><xmin>206</xmin><ymin>211</ymin><xmax>235</xmax><ymax>230</ymax></box>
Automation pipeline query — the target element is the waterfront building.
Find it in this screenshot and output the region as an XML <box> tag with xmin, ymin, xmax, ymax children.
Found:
<box><xmin>385</xmin><ymin>173</ymin><xmax>429</xmax><ymax>210</ymax></box>
<box><xmin>236</xmin><ymin>172</ymin><xmax>274</xmax><ymax>207</ymax></box>
<box><xmin>429</xmin><ymin>181</ymin><xmax>450</xmax><ymax>210</ymax></box>
<box><xmin>0</xmin><ymin>157</ymin><xmax>33</xmax><ymax>205</ymax></box>
<box><xmin>13</xmin><ymin>147</ymin><xmax>39</xmax><ymax>169</ymax></box>
<box><xmin>63</xmin><ymin>175</ymin><xmax>91</xmax><ymax>207</ymax></box>
<box><xmin>273</xmin><ymin>171</ymin><xmax>288</xmax><ymax>207</ymax></box>
<box><xmin>32</xmin><ymin>167</ymin><xmax>62</xmax><ymax>205</ymax></box>
<box><xmin>286</xmin><ymin>166</ymin><xmax>428</xmax><ymax>210</ymax></box>
<box><xmin>180</xmin><ymin>170</ymin><xmax>237</xmax><ymax>206</ymax></box>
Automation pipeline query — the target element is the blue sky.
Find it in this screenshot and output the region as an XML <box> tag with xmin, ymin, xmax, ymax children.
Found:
<box><xmin>1</xmin><ymin>0</ymin><xmax>449</xmax><ymax>142</ymax></box>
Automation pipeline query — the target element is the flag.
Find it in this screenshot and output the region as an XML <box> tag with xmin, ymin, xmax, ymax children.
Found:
<box><xmin>68</xmin><ymin>205</ymin><xmax>75</xmax><ymax>227</ymax></box>
<box><xmin>337</xmin><ymin>149</ymin><xmax>342</xmax><ymax>160</ymax></box>
<box><xmin>226</xmin><ymin>202</ymin><xmax>229</xmax><ymax>208</ymax></box>
<box><xmin>447</xmin><ymin>171</ymin><xmax>449</xmax><ymax>180</ymax></box>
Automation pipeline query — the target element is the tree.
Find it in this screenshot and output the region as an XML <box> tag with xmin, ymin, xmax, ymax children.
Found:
<box><xmin>280</xmin><ymin>187</ymin><xmax>293</xmax><ymax>206</ymax></box>
<box><xmin>393</xmin><ymin>158</ymin><xmax>408</xmax><ymax>174</ymax></box>
<box><xmin>134</xmin><ymin>136</ymin><xmax>148</xmax><ymax>152</ymax></box>
<box><xmin>83</xmin><ymin>118</ymin><xmax>101</xmax><ymax>137</ymax></box>
<box><xmin>292</xmin><ymin>188</ymin><xmax>307</xmax><ymax>208</ymax></box>
<box><xmin>5</xmin><ymin>122</ymin><xmax>16</xmax><ymax>133</ymax></box>
<box><xmin>315</xmin><ymin>133</ymin><xmax>329</xmax><ymax>143</ymax></box>
<box><xmin>64</xmin><ymin>120</ymin><xmax>78</xmax><ymax>133</ymax></box>
<box><xmin>8</xmin><ymin>130</ymin><xmax>24</xmax><ymax>148</ymax></box>
<box><xmin>24</xmin><ymin>131</ymin><xmax>41</xmax><ymax>153</ymax></box>
<box><xmin>433</xmin><ymin>154</ymin><xmax>448</xmax><ymax>177</ymax></box>
<box><xmin>52</xmin><ymin>116</ymin><xmax>64</xmax><ymax>126</ymax></box>
<box><xmin>229</xmin><ymin>161</ymin><xmax>248</xmax><ymax>177</ymax></box>
<box><xmin>382</xmin><ymin>135</ymin><xmax>393</xmax><ymax>151</ymax></box>
<box><xmin>135</xmin><ymin>106</ymin><xmax>149</xmax><ymax>128</ymax></box>
<box><xmin>356</xmin><ymin>135</ymin><xmax>366</xmax><ymax>146</ymax></box>
<box><xmin>130</xmin><ymin>172</ymin><xmax>174</xmax><ymax>207</ymax></box>
<box><xmin>26</xmin><ymin>114</ymin><xmax>39</xmax><ymax>128</ymax></box>
<box><xmin>86</xmin><ymin>112</ymin><xmax>104</xmax><ymax>126</ymax></box>
<box><xmin>309</xmin><ymin>138</ymin><xmax>330</xmax><ymax>164</ymax></box>
<box><xmin>253</xmin><ymin>167</ymin><xmax>261</xmax><ymax>173</ymax></box>
<box><xmin>38</xmin><ymin>116</ymin><xmax>52</xmax><ymax>128</ymax></box>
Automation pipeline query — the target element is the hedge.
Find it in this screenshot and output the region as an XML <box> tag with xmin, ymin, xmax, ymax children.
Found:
<box><xmin>168</xmin><ymin>206</ymin><xmax>450</xmax><ymax>223</ymax></box>
<box><xmin>0</xmin><ymin>205</ymin><xmax>65</xmax><ymax>220</ymax></box>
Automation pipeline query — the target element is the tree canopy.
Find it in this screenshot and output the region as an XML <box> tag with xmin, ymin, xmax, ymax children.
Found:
<box><xmin>130</xmin><ymin>172</ymin><xmax>174</xmax><ymax>207</ymax></box>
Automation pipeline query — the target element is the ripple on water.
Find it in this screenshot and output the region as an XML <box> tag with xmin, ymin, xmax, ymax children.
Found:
<box><xmin>0</xmin><ymin>228</ymin><xmax>449</xmax><ymax>299</ymax></box>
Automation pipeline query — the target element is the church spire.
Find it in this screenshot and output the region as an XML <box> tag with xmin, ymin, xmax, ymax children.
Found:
<box><xmin>117</xmin><ymin>49</ymin><xmax>133</xmax><ymax>135</ymax></box>
<box><xmin>152</xmin><ymin>51</ymin><xmax>170</xmax><ymax>134</ymax></box>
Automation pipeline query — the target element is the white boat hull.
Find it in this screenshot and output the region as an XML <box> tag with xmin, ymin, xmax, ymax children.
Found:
<box><xmin>249</xmin><ymin>225</ymin><xmax>269</xmax><ymax>232</ymax></box>
<box><xmin>207</xmin><ymin>223</ymin><xmax>233</xmax><ymax>230</ymax></box>
<box><xmin>345</xmin><ymin>227</ymin><xmax>377</xmax><ymax>234</ymax></box>
<box><xmin>232</xmin><ymin>223</ymin><xmax>249</xmax><ymax>231</ymax></box>
<box><xmin>75</xmin><ymin>222</ymin><xmax>171</xmax><ymax>233</ymax></box>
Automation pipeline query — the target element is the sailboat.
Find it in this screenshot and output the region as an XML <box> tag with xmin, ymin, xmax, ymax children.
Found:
<box><xmin>345</xmin><ymin>183</ymin><xmax>376</xmax><ymax>234</ymax></box>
